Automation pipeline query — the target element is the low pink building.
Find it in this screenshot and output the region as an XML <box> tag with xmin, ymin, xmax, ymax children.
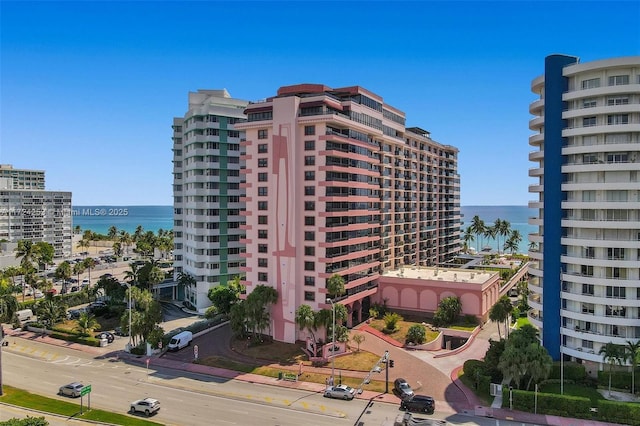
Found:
<box><xmin>377</xmin><ymin>266</ymin><xmax>501</xmax><ymax>322</ymax></box>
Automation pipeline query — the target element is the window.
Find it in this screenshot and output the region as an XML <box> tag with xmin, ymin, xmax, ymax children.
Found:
<box><xmin>581</xmin><ymin>265</ymin><xmax>593</xmax><ymax>276</ymax></box>
<box><xmin>305</xmin><ymin>140</ymin><xmax>315</xmax><ymax>150</ymax></box>
<box><xmin>606</xmin><ymin>190</ymin><xmax>628</xmax><ymax>202</ymax></box>
<box><xmin>305</xmin><ymin>171</ymin><xmax>315</xmax><ymax>181</ymax></box>
<box><xmin>304</xmin><ymin>276</ymin><xmax>315</xmax><ymax>286</ymax></box>
<box><xmin>305</xmin><ymin>156</ymin><xmax>315</xmax><ymax>166</ymax></box>
<box><xmin>304</xmin><ymin>231</ymin><xmax>315</xmax><ymax>241</ymax></box>
<box><xmin>583</xmin><ymin>116</ymin><xmax>597</xmax><ymax>127</ymax></box>
<box><xmin>304</xmin><ymin>261</ymin><xmax>315</xmax><ymax>271</ymax></box>
<box><xmin>608</xmin><ymin>75</ymin><xmax>629</xmax><ymax>86</ymax></box>
<box><xmin>305</xmin><ymin>216</ymin><xmax>315</xmax><ymax>226</ymax></box>
<box><xmin>581</xmin><ymin>340</ymin><xmax>594</xmax><ymax>349</ymax></box>
<box><xmin>581</xmin><ymin>303</ymin><xmax>594</xmax><ymax>314</ymax></box>
<box><xmin>607</xmin><ymin>96</ymin><xmax>629</xmax><ymax>106</ymax></box>
<box><xmin>606</xmin><ymin>283</ymin><xmax>626</xmax><ymax>298</ymax></box>
<box><xmin>582</xmin><ymin>98</ymin><xmax>597</xmax><ymax>108</ymax></box>
<box><xmin>304</xmin><ymin>291</ymin><xmax>315</xmax><ymax>301</ymax></box>
<box><xmin>305</xmin><ymin>186</ymin><xmax>315</xmax><ymax>196</ymax></box>
<box><xmin>258</xmin><ymin>215</ymin><xmax>268</xmax><ymax>225</ymax></box>
<box><xmin>258</xmin><ymin>129</ymin><xmax>268</xmax><ymax>140</ymax></box>
<box><xmin>258</xmin><ymin>172</ymin><xmax>268</xmax><ymax>182</ymax></box>
<box><xmin>258</xmin><ymin>143</ymin><xmax>268</xmax><ymax>153</ymax></box>
<box><xmin>582</xmin><ymin>154</ymin><xmax>597</xmax><ymax>164</ymax></box>
<box><xmin>582</xmin><ymin>190</ymin><xmax>596</xmax><ymax>202</ymax></box>
<box><xmin>304</xmin><ymin>246</ymin><xmax>315</xmax><ymax>256</ymax></box>
<box><xmin>258</xmin><ymin>272</ymin><xmax>268</xmax><ymax>282</ymax></box>
<box><xmin>258</xmin><ymin>244</ymin><xmax>268</xmax><ymax>253</ymax></box>
<box><xmin>606</xmin><ymin>305</ymin><xmax>626</xmax><ymax>318</ymax></box>
<box><xmin>608</xmin><ymin>114</ymin><xmax>629</xmax><ymax>125</ymax></box>
<box><xmin>582</xmin><ymin>78</ymin><xmax>600</xmax><ymax>89</ymax></box>
<box><xmin>258</xmin><ymin>258</ymin><xmax>268</xmax><ymax>267</ymax></box>
<box><xmin>584</xmin><ymin>247</ymin><xmax>595</xmax><ymax>259</ymax></box>
<box><xmin>608</xmin><ymin>247</ymin><xmax>625</xmax><ymax>260</ymax></box>
<box><xmin>258</xmin><ymin>201</ymin><xmax>268</xmax><ymax>210</ymax></box>
<box><xmin>258</xmin><ymin>229</ymin><xmax>268</xmax><ymax>239</ymax></box>
<box><xmin>582</xmin><ymin>284</ymin><xmax>594</xmax><ymax>295</ymax></box>
<box><xmin>304</xmin><ymin>125</ymin><xmax>315</xmax><ymax>136</ymax></box>
<box><xmin>607</xmin><ymin>152</ymin><xmax>628</xmax><ymax>163</ymax></box>
<box><xmin>258</xmin><ymin>187</ymin><xmax>268</xmax><ymax>196</ymax></box>
<box><xmin>304</xmin><ymin>201</ymin><xmax>315</xmax><ymax>211</ymax></box>
<box><xmin>258</xmin><ymin>158</ymin><xmax>268</xmax><ymax>168</ymax></box>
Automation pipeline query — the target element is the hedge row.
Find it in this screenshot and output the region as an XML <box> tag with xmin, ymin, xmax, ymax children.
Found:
<box><xmin>549</xmin><ymin>362</ymin><xmax>586</xmax><ymax>381</ymax></box>
<box><xmin>598</xmin><ymin>400</ymin><xmax>640</xmax><ymax>426</ymax></box>
<box><xmin>49</xmin><ymin>331</ymin><xmax>101</xmax><ymax>347</ymax></box>
<box><xmin>504</xmin><ymin>389</ymin><xmax>592</xmax><ymax>419</ymax></box>
<box><xmin>597</xmin><ymin>369</ymin><xmax>640</xmax><ymax>391</ymax></box>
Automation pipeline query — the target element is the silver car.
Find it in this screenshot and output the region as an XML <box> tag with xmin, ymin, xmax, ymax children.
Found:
<box><xmin>323</xmin><ymin>384</ymin><xmax>356</xmax><ymax>400</ymax></box>
<box><xmin>58</xmin><ymin>382</ymin><xmax>84</xmax><ymax>398</ymax></box>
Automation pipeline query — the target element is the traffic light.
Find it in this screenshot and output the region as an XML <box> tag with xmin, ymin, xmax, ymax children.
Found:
<box><xmin>389</xmin><ymin>359</ymin><xmax>395</xmax><ymax>368</ymax></box>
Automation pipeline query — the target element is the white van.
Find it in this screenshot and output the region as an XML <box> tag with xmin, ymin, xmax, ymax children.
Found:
<box><xmin>167</xmin><ymin>331</ymin><xmax>192</xmax><ymax>351</ymax></box>
<box><xmin>16</xmin><ymin>309</ymin><xmax>34</xmax><ymax>323</ymax></box>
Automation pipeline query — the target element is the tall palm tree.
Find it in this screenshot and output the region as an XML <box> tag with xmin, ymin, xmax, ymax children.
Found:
<box><xmin>83</xmin><ymin>257</ymin><xmax>96</xmax><ymax>286</ymax></box>
<box><xmin>72</xmin><ymin>262</ymin><xmax>86</xmax><ymax>286</ymax></box>
<box><xmin>489</xmin><ymin>297</ymin><xmax>510</xmax><ymax>339</ymax></box>
<box><xmin>505</xmin><ymin>230</ymin><xmax>523</xmax><ymax>254</ymax></box>
<box><xmin>469</xmin><ymin>216</ymin><xmax>485</xmax><ymax>252</ymax></box>
<box><xmin>107</xmin><ymin>226</ymin><xmax>118</xmax><ymax>241</ymax></box>
<box><xmin>624</xmin><ymin>340</ymin><xmax>640</xmax><ymax>395</ymax></box>
<box><xmin>524</xmin><ymin>342</ymin><xmax>553</xmax><ymax>390</ymax></box>
<box><xmin>599</xmin><ymin>342</ymin><xmax>624</xmax><ymax>396</ymax></box>
<box><xmin>14</xmin><ymin>240</ymin><xmax>36</xmax><ymax>272</ymax></box>
<box><xmin>462</xmin><ymin>226</ymin><xmax>475</xmax><ymax>253</ymax></box>
<box><xmin>76</xmin><ymin>239</ymin><xmax>90</xmax><ymax>257</ymax></box>
<box><xmin>484</xmin><ymin>226</ymin><xmax>497</xmax><ymax>252</ymax></box>
<box><xmin>497</xmin><ymin>219</ymin><xmax>511</xmax><ymax>255</ymax></box>
<box><xmin>295</xmin><ymin>304</ymin><xmax>319</xmax><ymax>356</ymax></box>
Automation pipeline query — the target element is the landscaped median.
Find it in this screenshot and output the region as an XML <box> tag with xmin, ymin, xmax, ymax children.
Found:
<box><xmin>0</xmin><ymin>386</ymin><xmax>163</xmax><ymax>426</ymax></box>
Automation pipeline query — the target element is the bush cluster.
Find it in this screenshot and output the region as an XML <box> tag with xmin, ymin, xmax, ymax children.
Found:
<box><xmin>598</xmin><ymin>400</ymin><xmax>640</xmax><ymax>426</ymax></box>
<box><xmin>505</xmin><ymin>390</ymin><xmax>592</xmax><ymax>419</ymax></box>
<box><xmin>49</xmin><ymin>331</ymin><xmax>101</xmax><ymax>347</ymax></box>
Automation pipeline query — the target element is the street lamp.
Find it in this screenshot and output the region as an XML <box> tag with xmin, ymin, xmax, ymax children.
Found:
<box><xmin>326</xmin><ymin>298</ymin><xmax>336</xmax><ymax>385</ymax></box>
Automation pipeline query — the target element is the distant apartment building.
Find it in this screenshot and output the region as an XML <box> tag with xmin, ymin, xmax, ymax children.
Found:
<box><xmin>0</xmin><ymin>164</ymin><xmax>45</xmax><ymax>190</ymax></box>
<box><xmin>236</xmin><ymin>84</ymin><xmax>461</xmax><ymax>343</ymax></box>
<box><xmin>528</xmin><ymin>55</ymin><xmax>640</xmax><ymax>368</ymax></box>
<box><xmin>172</xmin><ymin>89</ymin><xmax>249</xmax><ymax>311</ymax></box>
<box><xmin>0</xmin><ymin>165</ymin><xmax>72</xmax><ymax>259</ymax></box>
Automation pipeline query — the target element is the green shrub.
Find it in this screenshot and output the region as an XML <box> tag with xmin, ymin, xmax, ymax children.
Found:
<box><xmin>49</xmin><ymin>331</ymin><xmax>101</xmax><ymax>347</ymax></box>
<box><xmin>505</xmin><ymin>390</ymin><xmax>592</xmax><ymax>419</ymax></box>
<box><xmin>382</xmin><ymin>312</ymin><xmax>402</xmax><ymax>332</ymax></box>
<box><xmin>549</xmin><ymin>361</ymin><xmax>586</xmax><ymax>381</ymax></box>
<box><xmin>597</xmin><ymin>370</ymin><xmax>637</xmax><ymax>391</ymax></box>
<box><xmin>405</xmin><ymin>324</ymin><xmax>426</xmax><ymax>344</ymax></box>
<box><xmin>130</xmin><ymin>345</ymin><xmax>145</xmax><ymax>355</ymax></box>
<box><xmin>598</xmin><ymin>400</ymin><xmax>640</xmax><ymax>426</ymax></box>
<box><xmin>463</xmin><ymin>314</ymin><xmax>478</xmax><ymax>326</ymax></box>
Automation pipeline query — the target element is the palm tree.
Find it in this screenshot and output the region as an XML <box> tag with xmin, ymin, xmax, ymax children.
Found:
<box><xmin>0</xmin><ymin>285</ymin><xmax>18</xmax><ymax>323</ymax></box>
<box><xmin>462</xmin><ymin>226</ymin><xmax>475</xmax><ymax>253</ymax></box>
<box><xmin>74</xmin><ymin>225</ymin><xmax>82</xmax><ymax>235</ymax></box>
<box><xmin>74</xmin><ymin>312</ymin><xmax>99</xmax><ymax>336</ymax></box>
<box><xmin>505</xmin><ymin>230</ymin><xmax>523</xmax><ymax>254</ymax></box>
<box><xmin>484</xmin><ymin>226</ymin><xmax>497</xmax><ymax>252</ymax></box>
<box><xmin>76</xmin><ymin>238</ymin><xmax>90</xmax><ymax>257</ymax></box>
<box><xmin>326</xmin><ymin>274</ymin><xmax>346</xmax><ymax>299</ymax></box>
<box><xmin>72</xmin><ymin>262</ymin><xmax>85</xmax><ymax>286</ymax></box>
<box><xmin>469</xmin><ymin>216</ymin><xmax>485</xmax><ymax>252</ymax></box>
<box><xmin>524</xmin><ymin>342</ymin><xmax>553</xmax><ymax>391</ymax></box>
<box><xmin>489</xmin><ymin>297</ymin><xmax>509</xmax><ymax>339</ymax></box>
<box><xmin>83</xmin><ymin>257</ymin><xmax>96</xmax><ymax>285</ymax></box>
<box><xmin>119</xmin><ymin>230</ymin><xmax>132</xmax><ymax>256</ymax></box>
<box><xmin>37</xmin><ymin>298</ymin><xmax>66</xmax><ymax>329</ymax></box>
<box><xmin>497</xmin><ymin>219</ymin><xmax>511</xmax><ymax>255</ymax></box>
<box><xmin>528</xmin><ymin>241</ymin><xmax>538</xmax><ymax>251</ymax></box>
<box><xmin>177</xmin><ymin>272</ymin><xmax>196</xmax><ymax>304</ymax></box>
<box><xmin>295</xmin><ymin>304</ymin><xmax>319</xmax><ymax>356</ymax></box>
<box><xmin>599</xmin><ymin>342</ymin><xmax>624</xmax><ymax>396</ymax></box>
<box><xmin>107</xmin><ymin>226</ymin><xmax>118</xmax><ymax>241</ymax></box>
<box><xmin>624</xmin><ymin>340</ymin><xmax>640</xmax><ymax>395</ymax></box>
<box><xmin>14</xmin><ymin>240</ymin><xmax>36</xmax><ymax>272</ymax></box>
<box><xmin>124</xmin><ymin>262</ymin><xmax>141</xmax><ymax>286</ymax></box>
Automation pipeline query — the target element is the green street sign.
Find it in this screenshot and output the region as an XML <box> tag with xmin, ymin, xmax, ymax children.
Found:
<box><xmin>80</xmin><ymin>385</ymin><xmax>92</xmax><ymax>396</ymax></box>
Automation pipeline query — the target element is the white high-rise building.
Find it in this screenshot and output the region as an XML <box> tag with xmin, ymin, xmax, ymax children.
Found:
<box><xmin>528</xmin><ymin>55</ymin><xmax>640</xmax><ymax>370</ymax></box>
<box><xmin>172</xmin><ymin>89</ymin><xmax>249</xmax><ymax>312</ymax></box>
<box><xmin>0</xmin><ymin>165</ymin><xmax>72</xmax><ymax>259</ymax></box>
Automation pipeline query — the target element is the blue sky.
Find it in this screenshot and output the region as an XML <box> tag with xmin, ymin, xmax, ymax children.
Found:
<box><xmin>1</xmin><ymin>1</ymin><xmax>638</xmax><ymax>206</ymax></box>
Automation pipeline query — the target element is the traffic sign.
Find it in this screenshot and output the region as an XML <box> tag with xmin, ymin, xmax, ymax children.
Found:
<box><xmin>80</xmin><ymin>385</ymin><xmax>92</xmax><ymax>396</ymax></box>
<box><xmin>194</xmin><ymin>344</ymin><xmax>199</xmax><ymax>360</ymax></box>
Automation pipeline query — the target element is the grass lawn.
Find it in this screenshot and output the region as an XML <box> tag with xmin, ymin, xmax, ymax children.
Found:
<box><xmin>0</xmin><ymin>386</ymin><xmax>163</xmax><ymax>426</ymax></box>
<box><xmin>231</xmin><ymin>338</ymin><xmax>307</xmax><ymax>365</ymax></box>
<box><xmin>539</xmin><ymin>383</ymin><xmax>604</xmax><ymax>405</ymax></box>
<box><xmin>369</xmin><ymin>318</ymin><xmax>440</xmax><ymax>344</ymax></box>
<box><xmin>516</xmin><ymin>317</ymin><xmax>531</xmax><ymax>329</ymax></box>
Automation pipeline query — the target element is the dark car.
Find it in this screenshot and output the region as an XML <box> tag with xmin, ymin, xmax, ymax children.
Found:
<box><xmin>114</xmin><ymin>326</ymin><xmax>129</xmax><ymax>337</ymax></box>
<box><xmin>394</xmin><ymin>378</ymin><xmax>414</xmax><ymax>399</ymax></box>
<box><xmin>95</xmin><ymin>331</ymin><xmax>115</xmax><ymax>343</ymax></box>
<box><xmin>400</xmin><ymin>394</ymin><xmax>435</xmax><ymax>414</ymax></box>
<box><xmin>70</xmin><ymin>286</ymin><xmax>79</xmax><ymax>292</ymax></box>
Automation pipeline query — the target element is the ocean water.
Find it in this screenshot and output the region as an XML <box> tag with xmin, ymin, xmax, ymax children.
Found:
<box><xmin>71</xmin><ymin>205</ymin><xmax>173</xmax><ymax>235</ymax></box>
<box><xmin>72</xmin><ymin>205</ymin><xmax>536</xmax><ymax>254</ymax></box>
<box><xmin>461</xmin><ymin>205</ymin><xmax>536</xmax><ymax>254</ymax></box>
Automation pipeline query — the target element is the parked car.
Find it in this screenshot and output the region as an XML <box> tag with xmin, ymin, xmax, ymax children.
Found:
<box><xmin>130</xmin><ymin>397</ymin><xmax>160</xmax><ymax>416</ymax></box>
<box><xmin>393</xmin><ymin>378</ymin><xmax>414</xmax><ymax>399</ymax></box>
<box><xmin>70</xmin><ymin>286</ymin><xmax>79</xmax><ymax>292</ymax></box>
<box><xmin>95</xmin><ymin>331</ymin><xmax>115</xmax><ymax>343</ymax></box>
<box><xmin>400</xmin><ymin>394</ymin><xmax>435</xmax><ymax>414</ymax></box>
<box><xmin>46</xmin><ymin>288</ymin><xmax>58</xmax><ymax>296</ymax></box>
<box><xmin>58</xmin><ymin>382</ymin><xmax>85</xmax><ymax>398</ymax></box>
<box><xmin>114</xmin><ymin>326</ymin><xmax>129</xmax><ymax>337</ymax></box>
<box><xmin>88</xmin><ymin>301</ymin><xmax>107</xmax><ymax>311</ymax></box>
<box><xmin>323</xmin><ymin>384</ymin><xmax>356</xmax><ymax>400</ymax></box>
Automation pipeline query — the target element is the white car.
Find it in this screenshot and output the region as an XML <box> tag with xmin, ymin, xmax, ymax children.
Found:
<box><xmin>324</xmin><ymin>384</ymin><xmax>356</xmax><ymax>400</ymax></box>
<box><xmin>130</xmin><ymin>397</ymin><xmax>160</xmax><ymax>416</ymax></box>
<box><xmin>58</xmin><ymin>382</ymin><xmax>85</xmax><ymax>398</ymax></box>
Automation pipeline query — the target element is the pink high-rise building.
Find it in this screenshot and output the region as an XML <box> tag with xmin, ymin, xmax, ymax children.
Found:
<box><xmin>236</xmin><ymin>84</ymin><xmax>460</xmax><ymax>343</ymax></box>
